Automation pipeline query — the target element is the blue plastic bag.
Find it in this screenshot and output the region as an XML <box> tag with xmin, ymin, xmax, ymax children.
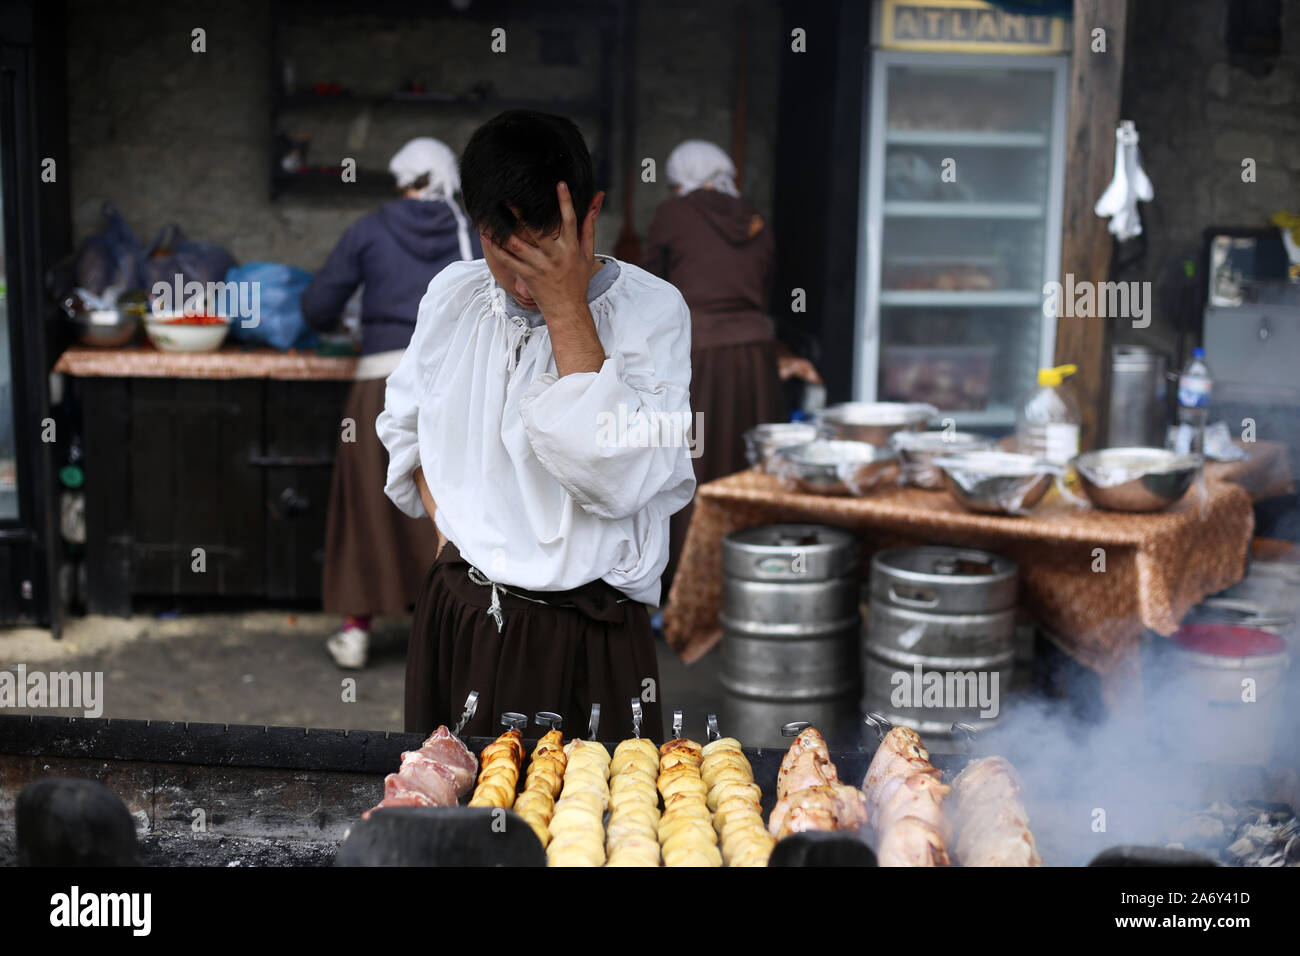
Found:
<box><xmin>224</xmin><ymin>262</ymin><xmax>318</xmax><ymax>351</ymax></box>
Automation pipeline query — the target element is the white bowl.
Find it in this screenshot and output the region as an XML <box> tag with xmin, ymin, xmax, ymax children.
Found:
<box><xmin>145</xmin><ymin>313</ymin><xmax>232</xmax><ymax>353</ymax></box>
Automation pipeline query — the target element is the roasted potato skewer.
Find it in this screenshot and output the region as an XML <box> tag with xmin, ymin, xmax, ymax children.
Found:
<box><xmin>467</xmin><ymin>728</ymin><xmax>524</xmax><ymax>809</ymax></box>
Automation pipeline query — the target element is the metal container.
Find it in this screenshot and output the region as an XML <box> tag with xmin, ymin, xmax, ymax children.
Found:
<box><xmin>720</xmin><ymin>524</ymin><xmax>861</xmax><ymax>702</ymax></box>
<box><xmin>890</xmin><ymin>429</ymin><xmax>995</xmax><ymax>489</ymax></box>
<box><xmin>862</xmin><ymin>546</ymin><xmax>1018</xmax><ymax>736</ymax></box>
<box><xmin>743</xmin><ymin>422</ymin><xmax>818</xmax><ymax>472</ymax></box>
<box><xmin>1149</xmin><ymin>623</ymin><xmax>1291</xmax><ymax>766</ymax></box>
<box><xmin>933</xmin><ymin>451</ymin><xmax>1059</xmax><ymax>515</ymax></box>
<box><xmin>1072</xmin><ymin>447</ymin><xmax>1201</xmax><ymax>512</ymax></box>
<box><xmin>772</xmin><ymin>439</ymin><xmax>898</xmax><ymax>496</ymax></box>
<box><xmin>61</xmin><ymin>296</ymin><xmax>143</xmax><ymax>348</ymax></box>
<box><xmin>1108</xmin><ymin>345</ymin><xmax>1168</xmax><ymax>448</ymax></box>
<box><xmin>816</xmin><ymin>402</ymin><xmax>937</xmax><ymax>446</ymax></box>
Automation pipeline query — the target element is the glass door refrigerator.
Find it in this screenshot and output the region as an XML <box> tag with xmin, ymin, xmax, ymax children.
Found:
<box><xmin>855</xmin><ymin>50</ymin><xmax>1069</xmax><ymax>430</ymax></box>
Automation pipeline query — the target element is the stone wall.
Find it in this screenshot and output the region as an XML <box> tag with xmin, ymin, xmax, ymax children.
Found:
<box><xmin>1112</xmin><ymin>0</ymin><xmax>1300</xmax><ymax>355</ymax></box>
<box><xmin>65</xmin><ymin>0</ymin><xmax>781</xmax><ymax>272</ymax></box>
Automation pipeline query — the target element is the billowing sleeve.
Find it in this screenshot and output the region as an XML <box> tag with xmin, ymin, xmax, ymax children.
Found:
<box><xmin>375</xmin><ymin>263</ymin><xmax>471</xmax><ymax>518</ymax></box>
<box><xmin>517</xmin><ymin>280</ymin><xmax>696</xmax><ymax>522</ymax></box>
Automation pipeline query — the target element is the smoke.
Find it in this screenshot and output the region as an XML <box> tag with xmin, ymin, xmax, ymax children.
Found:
<box><xmin>964</xmin><ymin>640</ymin><xmax>1297</xmax><ymax>866</ymax></box>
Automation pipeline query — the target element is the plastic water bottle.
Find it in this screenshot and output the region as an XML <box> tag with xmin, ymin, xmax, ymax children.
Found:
<box><xmin>1174</xmin><ymin>347</ymin><xmax>1212</xmax><ymax>456</ymax></box>
<box><xmin>1016</xmin><ymin>364</ymin><xmax>1081</xmax><ymax>465</ymax></box>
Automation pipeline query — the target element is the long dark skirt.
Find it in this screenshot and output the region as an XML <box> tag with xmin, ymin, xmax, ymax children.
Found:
<box><xmin>663</xmin><ymin>338</ymin><xmax>784</xmax><ymax>593</ymax></box>
<box><xmin>405</xmin><ymin>541</ymin><xmax>665</xmax><ymax>742</ymax></box>
<box><xmin>322</xmin><ymin>378</ymin><xmax>442</xmax><ymax>617</ymax></box>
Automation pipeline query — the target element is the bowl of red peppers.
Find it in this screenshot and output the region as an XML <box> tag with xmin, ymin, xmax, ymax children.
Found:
<box><xmin>144</xmin><ymin>311</ymin><xmax>233</xmax><ymax>353</ymax></box>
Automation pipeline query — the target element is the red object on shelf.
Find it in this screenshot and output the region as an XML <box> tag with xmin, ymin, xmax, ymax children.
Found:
<box><xmin>1170</xmin><ymin>623</ymin><xmax>1286</xmax><ymax>657</ymax></box>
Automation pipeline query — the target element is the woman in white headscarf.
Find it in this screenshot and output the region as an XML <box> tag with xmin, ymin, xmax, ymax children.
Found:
<box><xmin>302</xmin><ymin>137</ymin><xmax>481</xmax><ymax>669</ymax></box>
<box><xmin>645</xmin><ymin>140</ymin><xmax>821</xmax><ymax>592</ymax></box>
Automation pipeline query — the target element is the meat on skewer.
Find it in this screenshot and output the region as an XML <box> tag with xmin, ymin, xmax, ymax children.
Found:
<box><xmin>860</xmin><ymin>727</ymin><xmax>951</xmax><ymax>867</ymax></box>
<box><xmin>768</xmin><ymin>728</ymin><xmax>869</xmax><ymax>839</ymax></box>
<box><xmin>362</xmin><ymin>725</ymin><xmax>478</xmax><ymax>819</ymax></box>
<box><xmin>948</xmin><ymin>756</ymin><xmax>1042</xmax><ymax>867</ymax></box>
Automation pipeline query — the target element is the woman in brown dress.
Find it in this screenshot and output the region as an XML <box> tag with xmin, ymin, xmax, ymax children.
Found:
<box><xmin>643</xmin><ymin>140</ymin><xmax>819</xmax><ymax>592</ymax></box>
<box><xmin>301</xmin><ymin>137</ymin><xmax>480</xmax><ymax>669</ymax></box>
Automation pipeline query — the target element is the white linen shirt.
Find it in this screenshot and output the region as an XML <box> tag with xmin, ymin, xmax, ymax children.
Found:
<box><xmin>376</xmin><ymin>257</ymin><xmax>695</xmax><ymax>606</ymax></box>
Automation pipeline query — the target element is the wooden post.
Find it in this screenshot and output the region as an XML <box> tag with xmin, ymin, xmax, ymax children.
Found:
<box><xmin>1055</xmin><ymin>0</ymin><xmax>1130</xmax><ymax>451</ymax></box>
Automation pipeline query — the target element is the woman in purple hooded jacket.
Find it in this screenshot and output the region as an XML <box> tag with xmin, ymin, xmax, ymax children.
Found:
<box><xmin>301</xmin><ymin>137</ymin><xmax>481</xmax><ymax>670</ymax></box>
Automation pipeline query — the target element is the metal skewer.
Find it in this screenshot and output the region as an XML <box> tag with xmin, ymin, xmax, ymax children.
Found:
<box><xmin>706</xmin><ymin>713</ymin><xmax>721</xmax><ymax>742</ymax></box>
<box><xmin>672</xmin><ymin>709</ymin><xmax>683</xmax><ymax>740</ymax></box>
<box><xmin>951</xmin><ymin>722</ymin><xmax>980</xmax><ymax>755</ymax></box>
<box><xmin>863</xmin><ymin>712</ymin><xmax>893</xmax><ymax>742</ymax></box>
<box><xmin>587</xmin><ymin>703</ymin><xmax>601</xmax><ymax>741</ymax></box>
<box><xmin>500</xmin><ymin>712</ymin><xmax>527</xmax><ymax>732</ymax></box>
<box><xmin>534</xmin><ymin>711</ymin><xmax>563</xmax><ymax>732</ymax></box>
<box><xmin>451</xmin><ymin>691</ymin><xmax>479</xmax><ymax>738</ymax></box>
<box><xmin>781</xmin><ymin>720</ymin><xmax>811</xmax><ymax>737</ymax></box>
<box><xmin>630</xmin><ymin>699</ymin><xmax>642</xmax><ymax>739</ymax></box>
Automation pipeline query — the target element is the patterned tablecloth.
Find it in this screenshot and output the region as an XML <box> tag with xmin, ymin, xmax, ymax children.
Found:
<box><xmin>53</xmin><ymin>346</ymin><xmax>357</xmax><ymax>381</ymax></box>
<box><xmin>663</xmin><ymin>470</ymin><xmax>1255</xmax><ymax>698</ymax></box>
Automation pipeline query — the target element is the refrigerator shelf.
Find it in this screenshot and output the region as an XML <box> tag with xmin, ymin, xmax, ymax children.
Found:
<box><xmin>883</xmin><ymin>200</ymin><xmax>1044</xmax><ymax>219</ymax></box>
<box><xmin>884</xmin><ymin>129</ymin><xmax>1049</xmax><ymax>148</ymax></box>
<box><xmin>880</xmin><ymin>290</ymin><xmax>1043</xmax><ymax>307</ymax></box>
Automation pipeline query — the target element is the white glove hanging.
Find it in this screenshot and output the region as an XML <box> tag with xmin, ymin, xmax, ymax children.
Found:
<box><xmin>1094</xmin><ymin>120</ymin><xmax>1154</xmax><ymax>242</ymax></box>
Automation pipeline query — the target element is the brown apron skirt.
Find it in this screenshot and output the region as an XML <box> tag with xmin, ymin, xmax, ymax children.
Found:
<box><xmin>405</xmin><ymin>541</ymin><xmax>665</xmax><ymax>742</ymax></box>
<box><xmin>322</xmin><ymin>378</ymin><xmax>442</xmax><ymax>617</ymax></box>
<box><xmin>663</xmin><ymin>337</ymin><xmax>783</xmax><ymax>593</ymax></box>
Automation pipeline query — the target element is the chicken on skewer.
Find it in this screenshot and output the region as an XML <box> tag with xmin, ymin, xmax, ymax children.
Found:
<box><xmin>948</xmin><ymin>756</ymin><xmax>1042</xmax><ymax>867</ymax></box>
<box><xmin>362</xmin><ymin>725</ymin><xmax>478</xmax><ymax>818</ymax></box>
<box><xmin>658</xmin><ymin>737</ymin><xmax>722</xmax><ymax>867</ymax></box>
<box><xmin>468</xmin><ymin>728</ymin><xmax>524</xmax><ymax>809</ymax></box>
<box><xmin>605</xmin><ymin>737</ymin><xmax>661</xmax><ymax>867</ymax></box>
<box><xmin>860</xmin><ymin>726</ymin><xmax>951</xmax><ymax>867</ymax></box>
<box><xmin>768</xmin><ymin>728</ymin><xmax>869</xmax><ymax>839</ymax></box>
<box><xmin>546</xmin><ymin>739</ymin><xmax>611</xmax><ymax>866</ymax></box>
<box><xmin>513</xmin><ymin>729</ymin><xmax>567</xmax><ymax>847</ymax></box>
<box><xmin>702</xmin><ymin>736</ymin><xmax>772</xmax><ymax>866</ymax></box>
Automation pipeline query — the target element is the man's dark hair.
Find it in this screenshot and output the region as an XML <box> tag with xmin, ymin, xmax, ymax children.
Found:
<box><xmin>460</xmin><ymin>110</ymin><xmax>596</xmax><ymax>248</ymax></box>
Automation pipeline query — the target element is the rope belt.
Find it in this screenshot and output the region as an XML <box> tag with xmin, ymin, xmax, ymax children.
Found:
<box><xmin>466</xmin><ymin>566</ymin><xmax>630</xmax><ymax>633</ymax></box>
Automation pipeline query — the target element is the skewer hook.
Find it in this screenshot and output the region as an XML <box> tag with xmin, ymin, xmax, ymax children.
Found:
<box><xmin>587</xmin><ymin>703</ymin><xmax>601</xmax><ymax>741</ymax></box>
<box><xmin>706</xmin><ymin>713</ymin><xmax>721</xmax><ymax>742</ymax></box>
<box><xmin>630</xmin><ymin>699</ymin><xmax>643</xmax><ymax>739</ymax></box>
<box><xmin>452</xmin><ymin>691</ymin><xmax>479</xmax><ymax>738</ymax></box>
<box><xmin>781</xmin><ymin>720</ymin><xmax>811</xmax><ymax>737</ymax></box>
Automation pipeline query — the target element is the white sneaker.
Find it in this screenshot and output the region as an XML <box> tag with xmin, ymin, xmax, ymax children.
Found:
<box><xmin>327</xmin><ymin>626</ymin><xmax>369</xmax><ymax>670</ymax></box>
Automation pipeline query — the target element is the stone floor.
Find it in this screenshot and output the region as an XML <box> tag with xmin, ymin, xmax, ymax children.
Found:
<box><xmin>0</xmin><ymin>610</ymin><xmax>735</xmax><ymax>742</ymax></box>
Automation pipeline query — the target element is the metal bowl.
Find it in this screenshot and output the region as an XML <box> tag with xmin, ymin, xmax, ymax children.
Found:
<box><xmin>65</xmin><ymin>307</ymin><xmax>143</xmax><ymax>347</ymax></box>
<box><xmin>816</xmin><ymin>402</ymin><xmax>938</xmax><ymax>446</ymax></box>
<box><xmin>743</xmin><ymin>422</ymin><xmax>818</xmax><ymax>473</ymax></box>
<box><xmin>1071</xmin><ymin>447</ymin><xmax>1202</xmax><ymax>512</ymax></box>
<box><xmin>889</xmin><ymin>430</ymin><xmax>995</xmax><ymax>489</ymax></box>
<box><xmin>773</xmin><ymin>439</ymin><xmax>899</xmax><ymax>496</ymax></box>
<box><xmin>932</xmin><ymin>451</ymin><xmax>1059</xmax><ymax>515</ymax></box>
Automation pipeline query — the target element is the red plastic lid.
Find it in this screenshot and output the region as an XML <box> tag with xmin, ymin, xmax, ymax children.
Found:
<box><xmin>1171</xmin><ymin>623</ymin><xmax>1286</xmax><ymax>657</ymax></box>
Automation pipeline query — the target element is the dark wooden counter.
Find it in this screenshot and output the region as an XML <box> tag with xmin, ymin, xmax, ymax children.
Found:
<box><xmin>55</xmin><ymin>347</ymin><xmax>357</xmax><ymax>613</ymax></box>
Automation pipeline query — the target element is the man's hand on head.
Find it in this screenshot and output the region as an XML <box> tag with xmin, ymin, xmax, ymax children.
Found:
<box><xmin>486</xmin><ymin>182</ymin><xmax>607</xmax><ymax>377</ymax></box>
<box><xmin>486</xmin><ymin>182</ymin><xmax>604</xmax><ymax>320</ymax></box>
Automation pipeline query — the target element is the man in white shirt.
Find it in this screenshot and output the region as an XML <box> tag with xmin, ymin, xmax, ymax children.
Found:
<box><xmin>377</xmin><ymin>111</ymin><xmax>695</xmax><ymax>740</ymax></box>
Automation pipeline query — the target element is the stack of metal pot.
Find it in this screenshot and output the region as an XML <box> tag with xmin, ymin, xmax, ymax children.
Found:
<box><xmin>719</xmin><ymin>524</ymin><xmax>861</xmax><ymax>744</ymax></box>
<box><xmin>861</xmin><ymin>546</ymin><xmax>1018</xmax><ymax>735</ymax></box>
